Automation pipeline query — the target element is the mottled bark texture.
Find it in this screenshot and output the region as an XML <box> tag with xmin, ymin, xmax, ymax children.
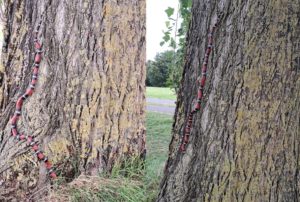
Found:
<box><xmin>158</xmin><ymin>0</ymin><xmax>299</xmax><ymax>201</ymax></box>
<box><xmin>0</xmin><ymin>0</ymin><xmax>146</xmax><ymax>199</ymax></box>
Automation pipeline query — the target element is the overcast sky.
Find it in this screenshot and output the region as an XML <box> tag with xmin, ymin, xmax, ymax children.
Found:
<box><xmin>147</xmin><ymin>0</ymin><xmax>180</xmax><ymax>61</ymax></box>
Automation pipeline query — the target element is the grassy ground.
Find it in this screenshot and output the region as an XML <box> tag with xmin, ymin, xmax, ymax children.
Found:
<box><xmin>47</xmin><ymin>112</ymin><xmax>173</xmax><ymax>202</ymax></box>
<box><xmin>146</xmin><ymin>87</ymin><xmax>177</xmax><ymax>100</ymax></box>
<box><xmin>144</xmin><ymin>112</ymin><xmax>173</xmax><ymax>200</ymax></box>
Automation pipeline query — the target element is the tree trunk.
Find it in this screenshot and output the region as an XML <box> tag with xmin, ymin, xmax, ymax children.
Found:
<box><xmin>0</xmin><ymin>0</ymin><xmax>146</xmax><ymax>199</ymax></box>
<box><xmin>158</xmin><ymin>0</ymin><xmax>300</xmax><ymax>201</ymax></box>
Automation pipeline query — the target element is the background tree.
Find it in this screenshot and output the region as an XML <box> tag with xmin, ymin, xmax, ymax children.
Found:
<box><xmin>146</xmin><ymin>50</ymin><xmax>174</xmax><ymax>87</ymax></box>
<box><xmin>0</xmin><ymin>0</ymin><xmax>146</xmax><ymax>199</ymax></box>
<box><xmin>158</xmin><ymin>0</ymin><xmax>300</xmax><ymax>201</ymax></box>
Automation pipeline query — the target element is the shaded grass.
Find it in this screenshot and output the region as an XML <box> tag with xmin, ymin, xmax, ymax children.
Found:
<box><xmin>146</xmin><ymin>87</ymin><xmax>176</xmax><ymax>100</ymax></box>
<box><xmin>46</xmin><ymin>112</ymin><xmax>173</xmax><ymax>202</ymax></box>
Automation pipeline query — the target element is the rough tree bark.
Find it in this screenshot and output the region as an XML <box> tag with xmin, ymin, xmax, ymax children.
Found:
<box><xmin>158</xmin><ymin>0</ymin><xmax>299</xmax><ymax>201</ymax></box>
<box><xmin>0</xmin><ymin>0</ymin><xmax>146</xmax><ymax>199</ymax></box>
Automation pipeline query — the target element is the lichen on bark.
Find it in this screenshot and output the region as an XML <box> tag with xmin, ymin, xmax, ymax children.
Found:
<box><xmin>0</xmin><ymin>0</ymin><xmax>146</xmax><ymax>199</ymax></box>
<box><xmin>158</xmin><ymin>0</ymin><xmax>300</xmax><ymax>201</ymax></box>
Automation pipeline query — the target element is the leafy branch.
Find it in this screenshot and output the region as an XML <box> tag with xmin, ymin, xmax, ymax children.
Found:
<box><xmin>160</xmin><ymin>0</ymin><xmax>192</xmax><ymax>92</ymax></box>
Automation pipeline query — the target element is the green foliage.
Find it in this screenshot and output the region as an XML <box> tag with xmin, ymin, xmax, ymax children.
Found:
<box><xmin>165</xmin><ymin>7</ymin><xmax>175</xmax><ymax>17</ymax></box>
<box><xmin>146</xmin><ymin>50</ymin><xmax>174</xmax><ymax>87</ymax></box>
<box><xmin>162</xmin><ymin>0</ymin><xmax>192</xmax><ymax>46</ymax></box>
<box><xmin>160</xmin><ymin>0</ymin><xmax>192</xmax><ymax>92</ymax></box>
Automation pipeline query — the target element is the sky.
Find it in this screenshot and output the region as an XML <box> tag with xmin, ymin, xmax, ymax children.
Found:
<box><xmin>147</xmin><ymin>0</ymin><xmax>180</xmax><ymax>61</ymax></box>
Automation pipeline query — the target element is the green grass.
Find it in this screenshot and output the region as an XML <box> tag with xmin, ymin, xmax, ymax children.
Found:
<box><xmin>144</xmin><ymin>112</ymin><xmax>173</xmax><ymax>200</ymax></box>
<box><xmin>146</xmin><ymin>87</ymin><xmax>177</xmax><ymax>100</ymax></box>
<box><xmin>48</xmin><ymin>112</ymin><xmax>173</xmax><ymax>202</ymax></box>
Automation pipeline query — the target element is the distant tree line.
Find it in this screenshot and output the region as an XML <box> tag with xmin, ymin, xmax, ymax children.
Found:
<box><xmin>146</xmin><ymin>50</ymin><xmax>174</xmax><ymax>87</ymax></box>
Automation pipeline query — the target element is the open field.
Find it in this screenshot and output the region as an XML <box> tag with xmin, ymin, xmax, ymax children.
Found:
<box><xmin>146</xmin><ymin>87</ymin><xmax>177</xmax><ymax>100</ymax></box>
